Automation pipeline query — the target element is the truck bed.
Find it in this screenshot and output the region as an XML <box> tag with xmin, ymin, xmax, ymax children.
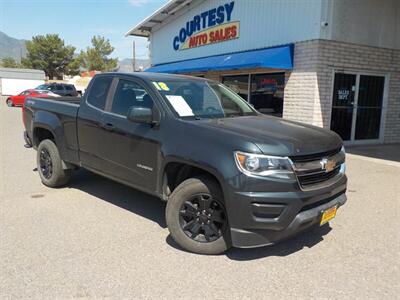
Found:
<box><xmin>45</xmin><ymin>96</ymin><xmax>81</xmax><ymax>105</ymax></box>
<box><xmin>24</xmin><ymin>96</ymin><xmax>82</xmax><ymax>164</ymax></box>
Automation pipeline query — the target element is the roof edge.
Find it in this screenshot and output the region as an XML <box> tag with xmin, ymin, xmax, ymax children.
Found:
<box><xmin>125</xmin><ymin>0</ymin><xmax>194</xmax><ymax>37</ymax></box>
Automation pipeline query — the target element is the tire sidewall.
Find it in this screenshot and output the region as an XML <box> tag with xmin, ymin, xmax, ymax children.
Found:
<box><xmin>166</xmin><ymin>177</ymin><xmax>229</xmax><ymax>255</ymax></box>
<box><xmin>36</xmin><ymin>139</ymin><xmax>68</xmax><ymax>187</ymax></box>
<box><xmin>6</xmin><ymin>99</ymin><xmax>13</xmax><ymax>107</ymax></box>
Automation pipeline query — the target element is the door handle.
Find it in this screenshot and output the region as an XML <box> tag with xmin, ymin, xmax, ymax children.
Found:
<box><xmin>101</xmin><ymin>122</ymin><xmax>115</xmax><ymax>131</ymax></box>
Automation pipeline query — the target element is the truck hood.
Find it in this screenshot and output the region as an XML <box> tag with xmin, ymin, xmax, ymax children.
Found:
<box><xmin>193</xmin><ymin>115</ymin><xmax>342</xmax><ymax>157</ymax></box>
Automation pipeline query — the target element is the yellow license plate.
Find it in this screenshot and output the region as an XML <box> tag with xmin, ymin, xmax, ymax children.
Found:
<box><xmin>320</xmin><ymin>205</ymin><xmax>337</xmax><ymax>226</ymax></box>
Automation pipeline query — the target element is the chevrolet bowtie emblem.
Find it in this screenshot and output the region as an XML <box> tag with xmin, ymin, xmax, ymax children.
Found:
<box><xmin>320</xmin><ymin>158</ymin><xmax>335</xmax><ymax>172</ymax></box>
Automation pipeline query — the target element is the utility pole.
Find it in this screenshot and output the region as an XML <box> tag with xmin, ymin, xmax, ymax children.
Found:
<box><xmin>132</xmin><ymin>41</ymin><xmax>136</xmax><ymax>72</ymax></box>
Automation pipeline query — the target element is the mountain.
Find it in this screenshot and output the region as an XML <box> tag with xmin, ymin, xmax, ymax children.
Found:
<box><xmin>117</xmin><ymin>58</ymin><xmax>151</xmax><ymax>72</ymax></box>
<box><xmin>0</xmin><ymin>31</ymin><xmax>27</xmax><ymax>62</ymax></box>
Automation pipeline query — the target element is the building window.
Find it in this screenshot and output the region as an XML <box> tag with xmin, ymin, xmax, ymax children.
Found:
<box><xmin>250</xmin><ymin>73</ymin><xmax>285</xmax><ymax>117</ymax></box>
<box><xmin>222</xmin><ymin>73</ymin><xmax>285</xmax><ymax>117</ymax></box>
<box><xmin>222</xmin><ymin>75</ymin><xmax>249</xmax><ymax>101</ymax></box>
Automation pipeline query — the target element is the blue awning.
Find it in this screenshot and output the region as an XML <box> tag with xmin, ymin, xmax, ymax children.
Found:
<box><xmin>146</xmin><ymin>44</ymin><xmax>294</xmax><ymax>73</ymax></box>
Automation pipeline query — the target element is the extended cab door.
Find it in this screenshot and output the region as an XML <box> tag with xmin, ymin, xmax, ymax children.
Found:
<box><xmin>77</xmin><ymin>75</ymin><xmax>114</xmax><ymax>171</ymax></box>
<box><xmin>99</xmin><ymin>77</ymin><xmax>162</xmax><ymax>193</ymax></box>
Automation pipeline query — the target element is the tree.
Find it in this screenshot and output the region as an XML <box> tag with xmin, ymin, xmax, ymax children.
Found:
<box><xmin>22</xmin><ymin>34</ymin><xmax>75</xmax><ymax>79</ymax></box>
<box><xmin>80</xmin><ymin>36</ymin><xmax>118</xmax><ymax>72</ymax></box>
<box><xmin>66</xmin><ymin>56</ymin><xmax>82</xmax><ymax>76</ymax></box>
<box><xmin>1</xmin><ymin>57</ymin><xmax>20</xmax><ymax>68</ymax></box>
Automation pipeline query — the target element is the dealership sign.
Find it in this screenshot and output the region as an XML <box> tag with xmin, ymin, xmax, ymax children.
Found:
<box><xmin>173</xmin><ymin>1</ymin><xmax>239</xmax><ymax>51</ymax></box>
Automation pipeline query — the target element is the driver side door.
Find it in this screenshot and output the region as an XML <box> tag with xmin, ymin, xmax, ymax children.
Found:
<box><xmin>100</xmin><ymin>78</ymin><xmax>161</xmax><ymax>192</ymax></box>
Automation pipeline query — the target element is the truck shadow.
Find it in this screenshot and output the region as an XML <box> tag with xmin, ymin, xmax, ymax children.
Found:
<box><xmin>166</xmin><ymin>224</ymin><xmax>331</xmax><ymax>260</ymax></box>
<box><xmin>225</xmin><ymin>224</ymin><xmax>331</xmax><ymax>261</ymax></box>
<box><xmin>68</xmin><ymin>169</ymin><xmax>167</xmax><ymax>228</ymax></box>
<box><xmin>69</xmin><ymin>169</ymin><xmax>331</xmax><ymax>260</ymax></box>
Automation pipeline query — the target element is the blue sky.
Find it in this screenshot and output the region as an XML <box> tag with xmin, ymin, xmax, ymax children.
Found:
<box><xmin>0</xmin><ymin>0</ymin><xmax>169</xmax><ymax>59</ymax></box>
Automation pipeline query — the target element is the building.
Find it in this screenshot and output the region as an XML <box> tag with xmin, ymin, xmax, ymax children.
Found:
<box><xmin>126</xmin><ymin>0</ymin><xmax>400</xmax><ymax>144</ymax></box>
<box><xmin>0</xmin><ymin>67</ymin><xmax>45</xmax><ymax>95</ymax></box>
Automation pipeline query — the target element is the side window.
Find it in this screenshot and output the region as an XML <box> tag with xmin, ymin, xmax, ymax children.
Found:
<box><xmin>111</xmin><ymin>79</ymin><xmax>153</xmax><ymax>116</ymax></box>
<box><xmin>56</xmin><ymin>85</ymin><xmax>64</xmax><ymax>91</ymax></box>
<box><xmin>65</xmin><ymin>85</ymin><xmax>73</xmax><ymax>91</ymax></box>
<box><xmin>87</xmin><ymin>76</ymin><xmax>113</xmax><ymax>110</ymax></box>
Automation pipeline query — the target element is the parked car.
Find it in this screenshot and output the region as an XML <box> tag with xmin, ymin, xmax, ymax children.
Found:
<box><xmin>35</xmin><ymin>83</ymin><xmax>79</xmax><ymax>97</ymax></box>
<box><xmin>23</xmin><ymin>73</ymin><xmax>347</xmax><ymax>255</ymax></box>
<box><xmin>6</xmin><ymin>89</ymin><xmax>59</xmax><ymax>107</ymax></box>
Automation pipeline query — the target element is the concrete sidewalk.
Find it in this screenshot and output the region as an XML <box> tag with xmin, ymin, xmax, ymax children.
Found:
<box><xmin>346</xmin><ymin>144</ymin><xmax>400</xmax><ymax>167</ymax></box>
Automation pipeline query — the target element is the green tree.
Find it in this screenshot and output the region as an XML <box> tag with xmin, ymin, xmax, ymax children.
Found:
<box><xmin>1</xmin><ymin>57</ymin><xmax>20</xmax><ymax>68</ymax></box>
<box><xmin>22</xmin><ymin>34</ymin><xmax>75</xmax><ymax>79</ymax></box>
<box><xmin>80</xmin><ymin>36</ymin><xmax>118</xmax><ymax>72</ymax></box>
<box><xmin>66</xmin><ymin>56</ymin><xmax>82</xmax><ymax>76</ymax></box>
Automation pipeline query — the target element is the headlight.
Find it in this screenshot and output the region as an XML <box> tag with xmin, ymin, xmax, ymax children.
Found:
<box><xmin>234</xmin><ymin>151</ymin><xmax>293</xmax><ymax>177</ymax></box>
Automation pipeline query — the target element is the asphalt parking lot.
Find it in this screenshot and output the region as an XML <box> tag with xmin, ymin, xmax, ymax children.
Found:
<box><xmin>1</xmin><ymin>97</ymin><xmax>399</xmax><ymax>299</ymax></box>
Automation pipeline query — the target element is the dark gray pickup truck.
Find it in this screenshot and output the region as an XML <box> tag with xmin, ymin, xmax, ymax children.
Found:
<box><xmin>23</xmin><ymin>72</ymin><xmax>347</xmax><ymax>254</ymax></box>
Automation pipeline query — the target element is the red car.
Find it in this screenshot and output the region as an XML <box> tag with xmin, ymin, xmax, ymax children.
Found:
<box><xmin>6</xmin><ymin>89</ymin><xmax>58</xmax><ymax>107</ymax></box>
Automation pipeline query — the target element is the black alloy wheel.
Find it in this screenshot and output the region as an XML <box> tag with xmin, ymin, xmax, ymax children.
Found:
<box><xmin>39</xmin><ymin>148</ymin><xmax>53</xmax><ymax>179</ymax></box>
<box><xmin>179</xmin><ymin>193</ymin><xmax>226</xmax><ymax>243</ymax></box>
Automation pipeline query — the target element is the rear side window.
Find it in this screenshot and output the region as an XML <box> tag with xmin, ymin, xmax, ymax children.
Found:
<box><xmin>56</xmin><ymin>85</ymin><xmax>64</xmax><ymax>90</ymax></box>
<box><xmin>87</xmin><ymin>77</ymin><xmax>113</xmax><ymax>110</ymax></box>
<box><xmin>65</xmin><ymin>85</ymin><xmax>73</xmax><ymax>91</ymax></box>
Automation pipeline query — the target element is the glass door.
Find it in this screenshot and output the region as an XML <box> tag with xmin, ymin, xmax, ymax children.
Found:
<box><xmin>330</xmin><ymin>73</ymin><xmax>357</xmax><ymax>141</ymax></box>
<box><xmin>330</xmin><ymin>72</ymin><xmax>386</xmax><ymax>143</ymax></box>
<box><xmin>354</xmin><ymin>75</ymin><xmax>385</xmax><ymax>140</ymax></box>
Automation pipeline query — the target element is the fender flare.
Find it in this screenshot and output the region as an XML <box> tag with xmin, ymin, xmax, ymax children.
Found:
<box><xmin>159</xmin><ymin>155</ymin><xmax>227</xmax><ymax>200</ymax></box>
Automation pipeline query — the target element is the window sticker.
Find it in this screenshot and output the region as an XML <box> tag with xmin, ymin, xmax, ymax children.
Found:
<box><xmin>157</xmin><ymin>82</ymin><xmax>170</xmax><ymax>91</ymax></box>
<box><xmin>165</xmin><ymin>95</ymin><xmax>194</xmax><ymax>117</ymax></box>
<box><xmin>152</xmin><ymin>82</ymin><xmax>162</xmax><ymax>90</ymax></box>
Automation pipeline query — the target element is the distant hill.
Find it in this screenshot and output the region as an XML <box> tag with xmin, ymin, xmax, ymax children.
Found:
<box><xmin>117</xmin><ymin>58</ymin><xmax>150</xmax><ymax>72</ymax></box>
<box><xmin>0</xmin><ymin>31</ymin><xmax>27</xmax><ymax>62</ymax></box>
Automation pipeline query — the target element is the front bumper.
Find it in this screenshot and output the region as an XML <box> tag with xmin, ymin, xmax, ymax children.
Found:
<box><xmin>226</xmin><ymin>175</ymin><xmax>347</xmax><ymax>248</ymax></box>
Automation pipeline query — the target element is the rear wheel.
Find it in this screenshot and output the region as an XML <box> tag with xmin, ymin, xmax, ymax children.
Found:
<box><xmin>166</xmin><ymin>177</ymin><xmax>230</xmax><ymax>255</ymax></box>
<box><xmin>6</xmin><ymin>99</ymin><xmax>13</xmax><ymax>107</ymax></box>
<box><xmin>37</xmin><ymin>139</ymin><xmax>71</xmax><ymax>187</ymax></box>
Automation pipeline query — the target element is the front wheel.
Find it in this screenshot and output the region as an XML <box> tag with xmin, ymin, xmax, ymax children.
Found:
<box><xmin>37</xmin><ymin>139</ymin><xmax>71</xmax><ymax>187</ymax></box>
<box><xmin>6</xmin><ymin>99</ymin><xmax>13</xmax><ymax>107</ymax></box>
<box><xmin>166</xmin><ymin>177</ymin><xmax>230</xmax><ymax>255</ymax></box>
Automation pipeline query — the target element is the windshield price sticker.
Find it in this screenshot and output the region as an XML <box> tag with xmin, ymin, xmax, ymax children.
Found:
<box><xmin>152</xmin><ymin>82</ymin><xmax>170</xmax><ymax>91</ymax></box>
<box><xmin>165</xmin><ymin>95</ymin><xmax>194</xmax><ymax>117</ymax></box>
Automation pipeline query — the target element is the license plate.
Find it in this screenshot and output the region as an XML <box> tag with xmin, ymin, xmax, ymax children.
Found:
<box><xmin>320</xmin><ymin>205</ymin><xmax>337</xmax><ymax>226</ymax></box>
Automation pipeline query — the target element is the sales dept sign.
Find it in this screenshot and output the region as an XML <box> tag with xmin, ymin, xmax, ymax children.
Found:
<box><xmin>173</xmin><ymin>1</ymin><xmax>239</xmax><ymax>51</ymax></box>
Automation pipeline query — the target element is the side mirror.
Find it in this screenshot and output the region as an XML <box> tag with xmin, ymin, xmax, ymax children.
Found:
<box><xmin>127</xmin><ymin>106</ymin><xmax>157</xmax><ymax>125</ymax></box>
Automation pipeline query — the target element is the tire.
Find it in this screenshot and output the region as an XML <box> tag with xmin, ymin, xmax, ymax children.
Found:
<box><xmin>166</xmin><ymin>177</ymin><xmax>230</xmax><ymax>255</ymax></box>
<box><xmin>6</xmin><ymin>99</ymin><xmax>13</xmax><ymax>107</ymax></box>
<box><xmin>37</xmin><ymin>139</ymin><xmax>71</xmax><ymax>187</ymax></box>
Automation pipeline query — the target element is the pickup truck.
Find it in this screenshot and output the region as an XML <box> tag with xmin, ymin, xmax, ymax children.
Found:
<box><xmin>23</xmin><ymin>72</ymin><xmax>347</xmax><ymax>255</ymax></box>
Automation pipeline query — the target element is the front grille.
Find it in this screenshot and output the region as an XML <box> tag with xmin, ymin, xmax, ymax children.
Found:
<box><xmin>291</xmin><ymin>148</ymin><xmax>344</xmax><ymax>190</ymax></box>
<box><xmin>297</xmin><ymin>167</ymin><xmax>340</xmax><ymax>187</ymax></box>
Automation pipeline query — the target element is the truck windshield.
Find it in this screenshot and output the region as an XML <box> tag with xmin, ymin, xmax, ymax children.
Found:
<box><xmin>153</xmin><ymin>80</ymin><xmax>257</xmax><ymax>119</ymax></box>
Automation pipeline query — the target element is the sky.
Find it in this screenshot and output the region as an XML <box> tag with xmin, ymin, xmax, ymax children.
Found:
<box><xmin>0</xmin><ymin>0</ymin><xmax>169</xmax><ymax>60</ymax></box>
